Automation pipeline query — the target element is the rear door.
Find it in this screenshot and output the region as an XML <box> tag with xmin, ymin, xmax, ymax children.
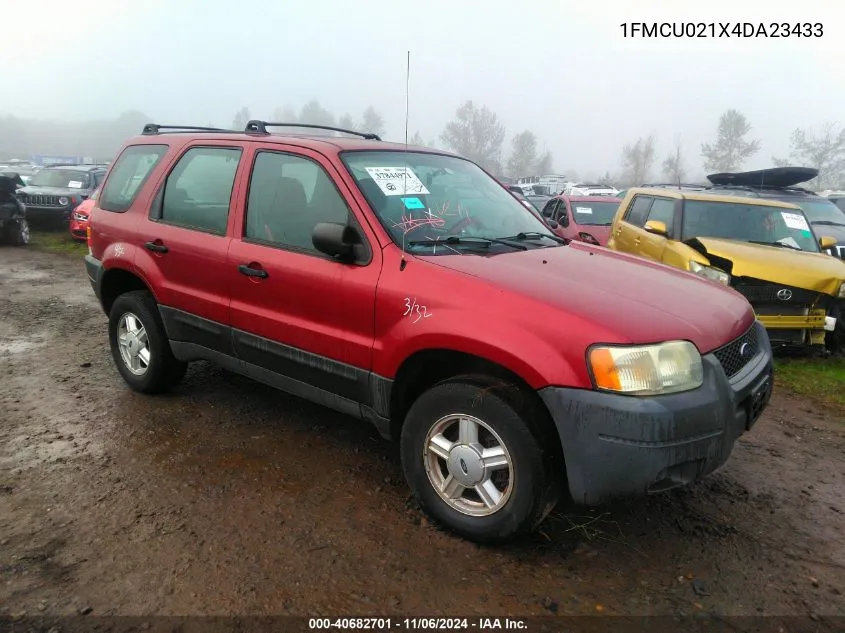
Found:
<box><xmin>226</xmin><ymin>143</ymin><xmax>382</xmax><ymax>408</ymax></box>
<box><xmin>610</xmin><ymin>194</ymin><xmax>653</xmax><ymax>254</ymax></box>
<box><xmin>138</xmin><ymin>142</ymin><xmax>245</xmax><ymax>355</ymax></box>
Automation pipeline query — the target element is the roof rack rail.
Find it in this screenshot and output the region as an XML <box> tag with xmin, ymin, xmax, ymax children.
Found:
<box><xmin>142</xmin><ymin>124</ymin><xmax>232</xmax><ymax>135</ymax></box>
<box><xmin>244</xmin><ymin>120</ymin><xmax>382</xmax><ymax>141</ymax></box>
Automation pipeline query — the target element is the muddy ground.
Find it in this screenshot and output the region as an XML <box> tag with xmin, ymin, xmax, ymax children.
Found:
<box><xmin>1</xmin><ymin>246</ymin><xmax>844</xmax><ymax>622</ymax></box>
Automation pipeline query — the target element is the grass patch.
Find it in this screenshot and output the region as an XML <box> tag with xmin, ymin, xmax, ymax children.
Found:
<box><xmin>29</xmin><ymin>230</ymin><xmax>87</xmax><ymax>256</ymax></box>
<box><xmin>775</xmin><ymin>357</ymin><xmax>845</xmax><ymax>413</ymax></box>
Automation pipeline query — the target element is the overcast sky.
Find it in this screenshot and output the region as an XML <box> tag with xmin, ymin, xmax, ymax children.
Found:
<box><xmin>4</xmin><ymin>0</ymin><xmax>843</xmax><ymax>178</ymax></box>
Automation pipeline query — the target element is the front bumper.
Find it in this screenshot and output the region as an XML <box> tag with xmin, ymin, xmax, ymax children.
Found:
<box><xmin>24</xmin><ymin>205</ymin><xmax>73</xmax><ymax>225</ymax></box>
<box><xmin>758</xmin><ymin>310</ymin><xmax>829</xmax><ymax>346</ymax></box>
<box><xmin>539</xmin><ymin>321</ymin><xmax>773</xmax><ymax>505</ymax></box>
<box><xmin>69</xmin><ymin>217</ymin><xmax>88</xmax><ymax>240</ymax></box>
<box><xmin>85</xmin><ymin>254</ymin><xmax>104</xmax><ymax>307</ymax></box>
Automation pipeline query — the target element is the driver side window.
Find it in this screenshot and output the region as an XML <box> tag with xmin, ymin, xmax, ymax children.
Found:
<box><xmin>555</xmin><ymin>201</ymin><xmax>570</xmax><ymax>227</ymax></box>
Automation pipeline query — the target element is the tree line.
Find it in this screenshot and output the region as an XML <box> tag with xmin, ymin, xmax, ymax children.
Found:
<box><xmin>619</xmin><ymin>109</ymin><xmax>845</xmax><ymax>190</ymax></box>
<box><xmin>2</xmin><ymin>103</ymin><xmax>843</xmax><ymax>191</ymax></box>
<box><xmin>229</xmin><ymin>99</ymin><xmax>554</xmax><ymax>180</ymax></box>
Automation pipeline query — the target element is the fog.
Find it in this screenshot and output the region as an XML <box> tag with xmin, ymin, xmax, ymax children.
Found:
<box><xmin>3</xmin><ymin>0</ymin><xmax>843</xmax><ymax>182</ymax></box>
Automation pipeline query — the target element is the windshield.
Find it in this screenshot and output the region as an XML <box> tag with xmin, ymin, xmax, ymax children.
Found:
<box><xmin>341</xmin><ymin>151</ymin><xmax>555</xmax><ymax>251</ymax></box>
<box><xmin>682</xmin><ymin>200</ymin><xmax>820</xmax><ymax>253</ymax></box>
<box><xmin>570</xmin><ymin>200</ymin><xmax>620</xmax><ymax>226</ymax></box>
<box><xmin>28</xmin><ymin>169</ymin><xmax>91</xmax><ymax>189</ymax></box>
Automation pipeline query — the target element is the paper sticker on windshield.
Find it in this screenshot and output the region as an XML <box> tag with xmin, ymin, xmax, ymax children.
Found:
<box><xmin>67</xmin><ymin>181</ymin><xmax>83</xmax><ymax>189</ymax></box>
<box><xmin>365</xmin><ymin>167</ymin><xmax>430</xmax><ymax>197</ymax></box>
<box><xmin>781</xmin><ymin>211</ymin><xmax>809</xmax><ymax>231</ymax></box>
<box><xmin>575</xmin><ymin>206</ymin><xmax>593</xmax><ymax>214</ymax></box>
<box><xmin>401</xmin><ymin>197</ymin><xmax>425</xmax><ymax>209</ymax></box>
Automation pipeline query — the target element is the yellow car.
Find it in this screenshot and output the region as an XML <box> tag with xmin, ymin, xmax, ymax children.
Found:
<box><xmin>607</xmin><ymin>188</ymin><xmax>845</xmax><ymax>352</ymax></box>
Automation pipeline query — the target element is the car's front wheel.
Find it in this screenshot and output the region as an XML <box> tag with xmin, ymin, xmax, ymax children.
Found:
<box><xmin>108</xmin><ymin>290</ymin><xmax>187</xmax><ymax>394</ymax></box>
<box><xmin>400</xmin><ymin>378</ymin><xmax>559</xmax><ymax>543</ymax></box>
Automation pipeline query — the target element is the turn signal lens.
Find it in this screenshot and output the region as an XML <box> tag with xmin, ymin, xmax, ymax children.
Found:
<box><xmin>588</xmin><ymin>341</ymin><xmax>703</xmax><ymax>396</ymax></box>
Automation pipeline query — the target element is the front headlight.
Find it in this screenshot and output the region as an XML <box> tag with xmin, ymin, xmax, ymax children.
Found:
<box><xmin>689</xmin><ymin>260</ymin><xmax>730</xmax><ymax>285</ymax></box>
<box><xmin>73</xmin><ymin>212</ymin><xmax>87</xmax><ymax>221</ymax></box>
<box><xmin>588</xmin><ymin>340</ymin><xmax>704</xmax><ymax>396</ymax></box>
<box><xmin>58</xmin><ymin>196</ymin><xmax>69</xmax><ymax>206</ymax></box>
<box><xmin>838</xmin><ymin>282</ymin><xmax>845</xmax><ymax>299</ymax></box>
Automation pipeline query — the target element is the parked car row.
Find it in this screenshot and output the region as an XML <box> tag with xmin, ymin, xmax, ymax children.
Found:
<box><xmin>80</xmin><ymin>121</ymin><xmax>777</xmax><ymax>544</ymax></box>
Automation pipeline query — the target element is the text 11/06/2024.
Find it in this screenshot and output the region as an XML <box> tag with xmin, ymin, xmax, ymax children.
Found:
<box><xmin>308</xmin><ymin>618</ymin><xmax>528</xmax><ymax>630</ymax></box>
<box><xmin>619</xmin><ymin>22</ymin><xmax>823</xmax><ymax>38</ymax></box>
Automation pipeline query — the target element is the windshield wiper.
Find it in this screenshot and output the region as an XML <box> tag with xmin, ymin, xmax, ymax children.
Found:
<box><xmin>502</xmin><ymin>231</ymin><xmax>567</xmax><ymax>244</ymax></box>
<box><xmin>748</xmin><ymin>240</ymin><xmax>801</xmax><ymax>251</ymax></box>
<box><xmin>407</xmin><ymin>235</ymin><xmax>528</xmax><ymax>251</ymax></box>
<box><xmin>811</xmin><ymin>220</ymin><xmax>845</xmax><ymax>227</ymax></box>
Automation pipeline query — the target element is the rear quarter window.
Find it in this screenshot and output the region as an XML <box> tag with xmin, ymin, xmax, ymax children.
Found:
<box><xmin>100</xmin><ymin>144</ymin><xmax>168</xmax><ymax>213</ymax></box>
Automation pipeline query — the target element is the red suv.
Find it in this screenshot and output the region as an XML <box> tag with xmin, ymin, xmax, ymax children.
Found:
<box><xmin>84</xmin><ymin>122</ymin><xmax>774</xmax><ymax>543</ymax></box>
<box><xmin>540</xmin><ymin>195</ymin><xmax>622</xmax><ymax>246</ymax></box>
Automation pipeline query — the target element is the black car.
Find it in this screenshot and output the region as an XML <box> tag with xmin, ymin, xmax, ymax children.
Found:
<box><xmin>0</xmin><ymin>175</ymin><xmax>29</xmax><ymax>245</ymax></box>
<box><xmin>706</xmin><ymin>167</ymin><xmax>845</xmax><ymax>260</ymax></box>
<box><xmin>17</xmin><ymin>164</ymin><xmax>107</xmax><ymax>228</ymax></box>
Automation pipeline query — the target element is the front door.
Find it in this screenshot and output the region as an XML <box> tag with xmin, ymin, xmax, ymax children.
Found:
<box><xmin>227</xmin><ymin>144</ymin><xmax>382</xmax><ymax>406</ymax></box>
<box><xmin>610</xmin><ymin>194</ymin><xmax>653</xmax><ymax>254</ymax></box>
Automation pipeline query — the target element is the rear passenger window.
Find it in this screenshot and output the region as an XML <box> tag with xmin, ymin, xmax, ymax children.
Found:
<box><xmin>99</xmin><ymin>144</ymin><xmax>167</xmax><ymax>213</ymax></box>
<box><xmin>624</xmin><ymin>195</ymin><xmax>653</xmax><ymax>227</ymax></box>
<box><xmin>245</xmin><ymin>151</ymin><xmax>350</xmax><ymax>252</ymax></box>
<box><xmin>647</xmin><ymin>198</ymin><xmax>676</xmax><ymax>233</ymax></box>
<box><xmin>159</xmin><ymin>147</ymin><xmax>242</xmax><ymax>234</ymax></box>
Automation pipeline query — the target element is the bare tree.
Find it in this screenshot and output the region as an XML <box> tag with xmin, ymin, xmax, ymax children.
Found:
<box><xmin>533</xmin><ymin>151</ymin><xmax>554</xmax><ymax>175</ymax></box>
<box><xmin>506</xmin><ymin>131</ymin><xmax>538</xmax><ymax>178</ymax></box>
<box><xmin>361</xmin><ymin>106</ymin><xmax>386</xmax><ymax>137</ymax></box>
<box><xmin>408</xmin><ymin>131</ymin><xmax>425</xmax><ymax>146</ymax></box>
<box><xmin>772</xmin><ymin>122</ymin><xmax>845</xmax><ymax>190</ymax></box>
<box><xmin>662</xmin><ymin>136</ymin><xmax>686</xmax><ymax>183</ymax></box>
<box><xmin>440</xmin><ymin>100</ymin><xmax>506</xmax><ymax>174</ymax></box>
<box><xmin>231</xmin><ymin>107</ymin><xmax>251</xmax><ymax>131</ymax></box>
<box><xmin>620</xmin><ymin>134</ymin><xmax>657</xmax><ymax>185</ymax></box>
<box><xmin>701</xmin><ymin>109</ymin><xmax>760</xmax><ymax>172</ymax></box>
<box><xmin>338</xmin><ymin>113</ymin><xmax>356</xmax><ymax>130</ymax></box>
<box><xmin>299</xmin><ymin>100</ymin><xmax>335</xmax><ymax>127</ymax></box>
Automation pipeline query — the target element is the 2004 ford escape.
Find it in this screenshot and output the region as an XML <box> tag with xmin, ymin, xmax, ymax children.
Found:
<box><xmin>84</xmin><ymin>122</ymin><xmax>774</xmax><ymax>543</ymax></box>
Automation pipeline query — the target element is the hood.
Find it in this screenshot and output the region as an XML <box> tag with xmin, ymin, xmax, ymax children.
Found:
<box><xmin>20</xmin><ymin>185</ymin><xmax>89</xmax><ymax>197</ymax></box>
<box><xmin>692</xmin><ymin>237</ymin><xmax>845</xmax><ymax>295</ymax></box>
<box><xmin>420</xmin><ymin>243</ymin><xmax>754</xmax><ymax>354</ymax></box>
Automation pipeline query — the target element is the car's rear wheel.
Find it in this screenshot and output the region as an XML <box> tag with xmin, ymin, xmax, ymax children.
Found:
<box><xmin>3</xmin><ymin>219</ymin><xmax>29</xmax><ymax>246</ymax></box>
<box><xmin>400</xmin><ymin>377</ymin><xmax>559</xmax><ymax>543</ymax></box>
<box><xmin>108</xmin><ymin>290</ymin><xmax>187</xmax><ymax>394</ymax></box>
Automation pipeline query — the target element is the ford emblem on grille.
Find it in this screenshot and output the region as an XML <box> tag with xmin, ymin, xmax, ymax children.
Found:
<box><xmin>776</xmin><ymin>288</ymin><xmax>793</xmax><ymax>301</ymax></box>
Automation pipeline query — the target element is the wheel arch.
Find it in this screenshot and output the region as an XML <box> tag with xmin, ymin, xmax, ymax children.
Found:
<box><xmin>100</xmin><ymin>266</ymin><xmax>156</xmax><ymax>315</ymax></box>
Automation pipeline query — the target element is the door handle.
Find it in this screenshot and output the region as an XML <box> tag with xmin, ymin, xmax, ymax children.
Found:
<box><xmin>145</xmin><ymin>240</ymin><xmax>168</xmax><ymax>253</ymax></box>
<box><xmin>238</xmin><ymin>264</ymin><xmax>269</xmax><ymax>279</ymax></box>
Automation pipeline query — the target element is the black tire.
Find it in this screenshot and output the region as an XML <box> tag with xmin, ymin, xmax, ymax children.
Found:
<box><xmin>400</xmin><ymin>377</ymin><xmax>560</xmax><ymax>544</ymax></box>
<box><xmin>3</xmin><ymin>219</ymin><xmax>29</xmax><ymax>246</ymax></box>
<box><xmin>108</xmin><ymin>290</ymin><xmax>188</xmax><ymax>394</ymax></box>
<box><xmin>826</xmin><ymin>301</ymin><xmax>845</xmax><ymax>356</ymax></box>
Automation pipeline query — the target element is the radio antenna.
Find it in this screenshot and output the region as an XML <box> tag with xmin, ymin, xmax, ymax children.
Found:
<box><xmin>400</xmin><ymin>50</ymin><xmax>410</xmax><ymax>270</ymax></box>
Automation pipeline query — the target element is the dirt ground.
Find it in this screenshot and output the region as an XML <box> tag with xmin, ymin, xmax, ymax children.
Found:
<box><xmin>1</xmin><ymin>246</ymin><xmax>844</xmax><ymax>621</ymax></box>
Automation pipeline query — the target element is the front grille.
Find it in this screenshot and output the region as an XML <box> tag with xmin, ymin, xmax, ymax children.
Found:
<box><xmin>713</xmin><ymin>324</ymin><xmax>760</xmax><ymax>379</ymax></box>
<box><xmin>732</xmin><ymin>278</ymin><xmax>824</xmax><ymax>307</ymax></box>
<box><xmin>22</xmin><ymin>193</ymin><xmax>63</xmax><ymax>207</ymax></box>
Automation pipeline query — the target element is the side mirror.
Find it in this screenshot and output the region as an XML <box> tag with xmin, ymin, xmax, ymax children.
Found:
<box><xmin>312</xmin><ymin>222</ymin><xmax>361</xmax><ymax>261</ymax></box>
<box><xmin>547</xmin><ymin>219</ymin><xmax>559</xmax><ymax>229</ymax></box>
<box><xmin>819</xmin><ymin>235</ymin><xmax>838</xmax><ymax>250</ymax></box>
<box><xmin>644</xmin><ymin>220</ymin><xmax>668</xmax><ymax>236</ymax></box>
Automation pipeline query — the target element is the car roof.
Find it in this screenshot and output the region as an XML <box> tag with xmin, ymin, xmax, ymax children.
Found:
<box><xmin>126</xmin><ymin>129</ymin><xmax>459</xmax><ymax>158</ymax></box>
<box><xmin>627</xmin><ymin>187</ymin><xmax>804</xmax><ymax>209</ymax></box>
<box><xmin>562</xmin><ymin>195</ymin><xmax>622</xmax><ymax>202</ymax></box>
<box><xmin>45</xmin><ymin>164</ymin><xmax>108</xmax><ymax>171</ymax></box>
